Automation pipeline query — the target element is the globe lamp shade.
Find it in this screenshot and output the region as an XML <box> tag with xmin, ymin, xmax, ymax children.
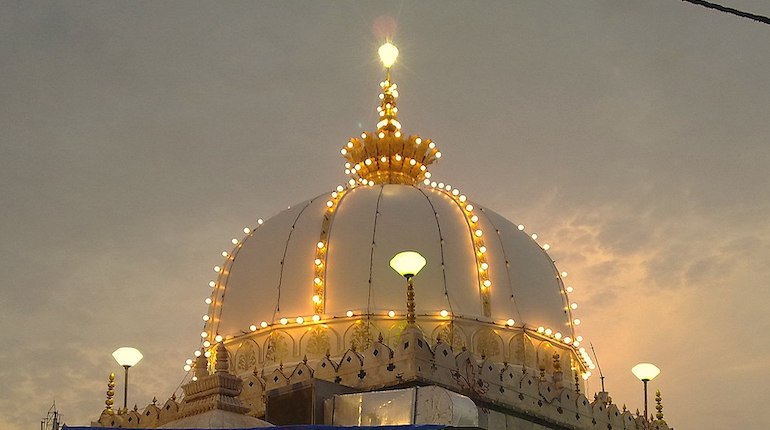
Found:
<box><xmin>112</xmin><ymin>347</ymin><xmax>143</xmax><ymax>368</ymax></box>
<box><xmin>631</xmin><ymin>363</ymin><xmax>660</xmax><ymax>381</ymax></box>
<box><xmin>390</xmin><ymin>251</ymin><xmax>427</xmax><ymax>279</ymax></box>
<box><xmin>378</xmin><ymin>42</ymin><xmax>399</xmax><ymax>68</ymax></box>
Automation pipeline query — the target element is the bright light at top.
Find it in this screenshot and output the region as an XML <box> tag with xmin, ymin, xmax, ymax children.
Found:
<box><xmin>631</xmin><ymin>362</ymin><xmax>661</xmax><ymax>381</ymax></box>
<box><xmin>389</xmin><ymin>250</ymin><xmax>426</xmax><ymax>279</ymax></box>
<box><xmin>378</xmin><ymin>42</ymin><xmax>399</xmax><ymax>68</ymax></box>
<box><xmin>112</xmin><ymin>347</ymin><xmax>143</xmax><ymax>367</ymax></box>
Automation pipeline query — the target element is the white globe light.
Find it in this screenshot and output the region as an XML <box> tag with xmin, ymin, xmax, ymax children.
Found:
<box><xmin>631</xmin><ymin>363</ymin><xmax>661</xmax><ymax>381</ymax></box>
<box><xmin>389</xmin><ymin>251</ymin><xmax>427</xmax><ymax>279</ymax></box>
<box><xmin>112</xmin><ymin>347</ymin><xmax>143</xmax><ymax>367</ymax></box>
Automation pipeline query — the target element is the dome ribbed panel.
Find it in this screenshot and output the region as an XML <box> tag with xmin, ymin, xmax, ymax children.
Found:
<box><xmin>215</xmin><ymin>202</ymin><xmax>313</xmax><ymax>335</ymax></box>
<box><xmin>421</xmin><ymin>189</ymin><xmax>481</xmax><ymax>318</ymax></box>
<box><xmin>482</xmin><ymin>209</ymin><xmax>572</xmax><ymax>333</ymax></box>
<box><xmin>323</xmin><ymin>186</ymin><xmax>382</xmax><ymax>316</ymax></box>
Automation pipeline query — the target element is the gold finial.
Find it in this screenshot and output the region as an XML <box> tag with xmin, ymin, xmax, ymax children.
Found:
<box><xmin>340</xmin><ymin>42</ymin><xmax>441</xmax><ymax>186</ymax></box>
<box><xmin>655</xmin><ymin>389</ymin><xmax>666</xmax><ymax>421</ymax></box>
<box><xmin>103</xmin><ymin>372</ymin><xmax>115</xmax><ymax>415</ymax></box>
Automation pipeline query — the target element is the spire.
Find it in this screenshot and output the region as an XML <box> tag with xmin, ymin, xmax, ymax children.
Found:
<box><xmin>102</xmin><ymin>373</ymin><xmax>115</xmax><ymax>416</ymax></box>
<box><xmin>655</xmin><ymin>389</ymin><xmax>667</xmax><ymax>423</ymax></box>
<box><xmin>340</xmin><ymin>42</ymin><xmax>442</xmax><ymax>186</ymax></box>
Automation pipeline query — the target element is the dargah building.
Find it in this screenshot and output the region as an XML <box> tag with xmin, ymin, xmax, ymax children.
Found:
<box><xmin>70</xmin><ymin>43</ymin><xmax>673</xmax><ymax>430</ymax></box>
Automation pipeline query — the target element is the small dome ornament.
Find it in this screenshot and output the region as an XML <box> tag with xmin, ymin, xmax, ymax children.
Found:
<box><xmin>340</xmin><ymin>42</ymin><xmax>441</xmax><ymax>185</ymax></box>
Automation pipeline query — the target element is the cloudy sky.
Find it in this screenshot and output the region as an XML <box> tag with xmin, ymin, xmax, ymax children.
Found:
<box><xmin>2</xmin><ymin>1</ymin><xmax>769</xmax><ymax>429</ymax></box>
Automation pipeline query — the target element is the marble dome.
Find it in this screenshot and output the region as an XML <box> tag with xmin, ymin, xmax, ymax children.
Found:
<box><xmin>207</xmin><ymin>184</ymin><xmax>576</xmax><ymax>339</ymax></box>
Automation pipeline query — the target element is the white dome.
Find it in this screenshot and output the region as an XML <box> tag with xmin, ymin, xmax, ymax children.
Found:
<box><xmin>207</xmin><ymin>184</ymin><xmax>575</xmax><ymax>339</ymax></box>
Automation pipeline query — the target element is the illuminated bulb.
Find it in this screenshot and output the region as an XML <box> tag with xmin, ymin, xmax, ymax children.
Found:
<box><xmin>326</xmin><ymin>201</ymin><xmax>333</xmax><ymax>207</ymax></box>
<box><xmin>368</xmin><ymin>180</ymin><xmax>374</xmax><ymax>186</ymax></box>
<box><xmin>231</xmin><ymin>238</ymin><xmax>238</xmax><ymax>245</ymax></box>
<box><xmin>409</xmin><ymin>159</ymin><xmax>416</xmax><ymax>166</ymax></box>
<box><xmin>582</xmin><ymin>373</ymin><xmax>590</xmax><ymax>380</ymax></box>
<box><xmin>423</xmin><ymin>179</ymin><xmax>430</xmax><ymax>185</ymax></box>
<box><xmin>345</xmin><ymin>169</ymin><xmax>351</xmax><ymax>174</ymax></box>
<box><xmin>341</xmin><ymin>148</ymin><xmax>347</xmax><ymax>155</ymax></box>
<box><xmin>280</xmin><ymin>318</ymin><xmax>288</xmax><ymax>325</ymax></box>
<box><xmin>204</xmin><ymin>351</ymin><xmax>211</xmax><ymax>358</ymax></box>
<box><xmin>537</xmin><ymin>326</ymin><xmax>545</xmax><ymax>333</ymax></box>
<box><xmin>506</xmin><ymin>319</ymin><xmax>515</xmax><ymax>326</ymax></box>
<box><xmin>348</xmin><ymin>179</ymin><xmax>355</xmax><ymax>185</ymax></box>
<box><xmin>215</xmin><ymin>335</ymin><xmax>223</xmax><ymax>342</ymax></box>
<box><xmin>545</xmin><ymin>328</ymin><xmax>553</xmax><ymax>336</ymax></box>
<box><xmin>440</xmin><ymin>309</ymin><xmax>449</xmax><ymax>317</ymax></box>
<box><xmin>185</xmin><ymin>358</ymin><xmax>193</xmax><ymax>365</ymax></box>
<box><xmin>194</xmin><ymin>350</ymin><xmax>201</xmax><ymax>357</ymax></box>
<box><xmin>445</xmin><ymin>185</ymin><xmax>452</xmax><ymax>191</ymax></box>
<box><xmin>314</xmin><ymin>258</ymin><xmax>322</xmax><ymax>266</ymax></box>
<box><xmin>452</xmin><ymin>189</ymin><xmax>459</xmax><ymax>196</ymax></box>
<box><xmin>431</xmin><ymin>182</ymin><xmax>437</xmax><ymax>187</ymax></box>
<box><xmin>573</xmin><ymin>341</ymin><xmax>580</xmax><ymax>347</ymax></box>
<box><xmin>425</xmin><ymin>172</ymin><xmax>431</xmax><ymax>178</ymax></box>
<box><xmin>531</xmin><ymin>233</ymin><xmax>538</xmax><ymax>240</ymax></box>
<box><xmin>312</xmin><ymin>295</ymin><xmax>322</xmax><ymax>304</ymax></box>
<box><xmin>570</xmin><ymin>303</ymin><xmax>578</xmax><ymax>310</ymax></box>
<box><xmin>566</xmin><ymin>286</ymin><xmax>574</xmax><ymax>293</ymax></box>
<box><xmin>209</xmin><ymin>281</ymin><xmax>216</xmax><ymax>288</ymax></box>
<box><xmin>203</xmin><ymin>340</ymin><xmax>211</xmax><ymax>348</ymax></box>
<box><xmin>388</xmin><ymin>310</ymin><xmax>396</xmax><ymax>318</ymax></box>
<box><xmin>183</xmin><ymin>364</ymin><xmax>191</xmax><ymax>372</ymax></box>
<box><xmin>471</xmin><ymin>215</ymin><xmax>479</xmax><ymax>223</ymax></box>
<box><xmin>378</xmin><ymin>132</ymin><xmax>385</xmax><ymax>138</ymax></box>
<box><xmin>249</xmin><ymin>325</ymin><xmax>257</xmax><ymax>331</ymax></box>
<box><xmin>589</xmin><ymin>364</ymin><xmax>596</xmax><ymax>370</ymax></box>
<box><xmin>475</xmin><ymin>229</ymin><xmax>483</xmax><ymax>237</ymax></box>
<box><xmin>347</xmin><ymin>141</ymin><xmax>354</xmax><ymax>148</ymax></box>
<box><xmin>296</xmin><ymin>317</ymin><xmax>304</xmax><ymax>324</ymax></box>
<box><xmin>483</xmin><ymin>279</ymin><xmax>492</xmax><ymax>287</ymax></box>
<box><xmin>317</xmin><ymin>241</ymin><xmax>325</xmax><ymax>249</ymax></box>
<box><xmin>573</xmin><ymin>319</ymin><xmax>581</xmax><ymax>325</ymax></box>
<box><xmin>395</xmin><ymin>131</ymin><xmax>401</xmax><ymax>137</ymax></box>
<box><xmin>429</xmin><ymin>142</ymin><xmax>436</xmax><ymax>149</ymax></box>
<box><xmin>345</xmin><ymin>162</ymin><xmax>351</xmax><ymax>168</ymax></box>
<box><xmin>205</xmin><ymin>298</ymin><xmax>212</xmax><ymax>304</ymax></box>
<box><xmin>243</xmin><ymin>227</ymin><xmax>250</xmax><ymax>234</ymax></box>
<box><xmin>543</xmin><ymin>244</ymin><xmax>550</xmax><ymax>250</ymax></box>
<box><xmin>213</xmin><ymin>266</ymin><xmax>221</xmax><ymax>273</ymax></box>
<box><xmin>576</xmin><ymin>336</ymin><xmax>583</xmax><ymax>342</ymax></box>
<box><xmin>312</xmin><ymin>314</ymin><xmax>321</xmax><ymax>322</ymax></box>
<box><xmin>336</xmin><ymin>185</ymin><xmax>344</xmax><ymax>192</ymax></box>
<box><xmin>480</xmin><ymin>262</ymin><xmax>489</xmax><ymax>270</ymax></box>
<box><xmin>555</xmin><ymin>332</ymin><xmax>562</xmax><ymax>340</ymax></box>
<box><xmin>415</xmin><ymin>138</ymin><xmax>422</xmax><ymax>144</ymax></box>
<box><xmin>365</xmin><ymin>159</ymin><xmax>372</xmax><ymax>166</ymax></box>
<box><xmin>378</xmin><ymin>42</ymin><xmax>399</xmax><ymax>68</ymax></box>
<box><xmin>459</xmin><ymin>195</ymin><xmax>466</xmax><ymax>202</ymax></box>
<box><xmin>435</xmin><ymin>152</ymin><xmax>442</xmax><ymax>158</ymax></box>
<box><xmin>260</xmin><ymin>321</ymin><xmax>268</xmax><ymax>328</ymax></box>
<box><xmin>561</xmin><ymin>271</ymin><xmax>568</xmax><ymax>278</ymax></box>
<box><xmin>564</xmin><ymin>336</ymin><xmax>572</xmax><ymax>344</ymax></box>
<box><xmin>381</xmin><ymin>156</ymin><xmax>387</xmax><ymax>162</ymax></box>
<box><xmin>192</xmin><ymin>376</ymin><xmax>198</xmax><ymax>381</ymax></box>
<box><xmin>361</xmin><ymin>133</ymin><xmax>367</xmax><ymax>138</ymax></box>
<box><xmin>479</xmin><ymin>246</ymin><xmax>487</xmax><ymax>253</ymax></box>
<box><xmin>466</xmin><ymin>204</ymin><xmax>474</xmax><ymax>211</ymax></box>
<box><xmin>438</xmin><ymin>182</ymin><xmax>445</xmax><ymax>188</ymax></box>
<box><xmin>201</xmin><ymin>332</ymin><xmax>208</xmax><ymax>338</ymax></box>
<box><xmin>395</xmin><ymin>154</ymin><xmax>402</xmax><ymax>161</ymax></box>
<box><xmin>202</xmin><ymin>315</ymin><xmax>209</xmax><ymax>321</ymax></box>
<box><xmin>257</xmin><ymin>218</ymin><xmax>264</xmax><ymax>225</ymax></box>
<box><xmin>346</xmin><ymin>310</ymin><xmax>354</xmax><ymax>317</ymax></box>
<box><xmin>579</xmin><ymin>347</ymin><xmax>586</xmax><ymax>353</ymax></box>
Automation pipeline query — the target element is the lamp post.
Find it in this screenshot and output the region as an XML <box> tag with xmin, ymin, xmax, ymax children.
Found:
<box><xmin>389</xmin><ymin>251</ymin><xmax>427</xmax><ymax>324</ymax></box>
<box><xmin>112</xmin><ymin>347</ymin><xmax>143</xmax><ymax>411</ymax></box>
<box><xmin>631</xmin><ymin>362</ymin><xmax>660</xmax><ymax>427</ymax></box>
